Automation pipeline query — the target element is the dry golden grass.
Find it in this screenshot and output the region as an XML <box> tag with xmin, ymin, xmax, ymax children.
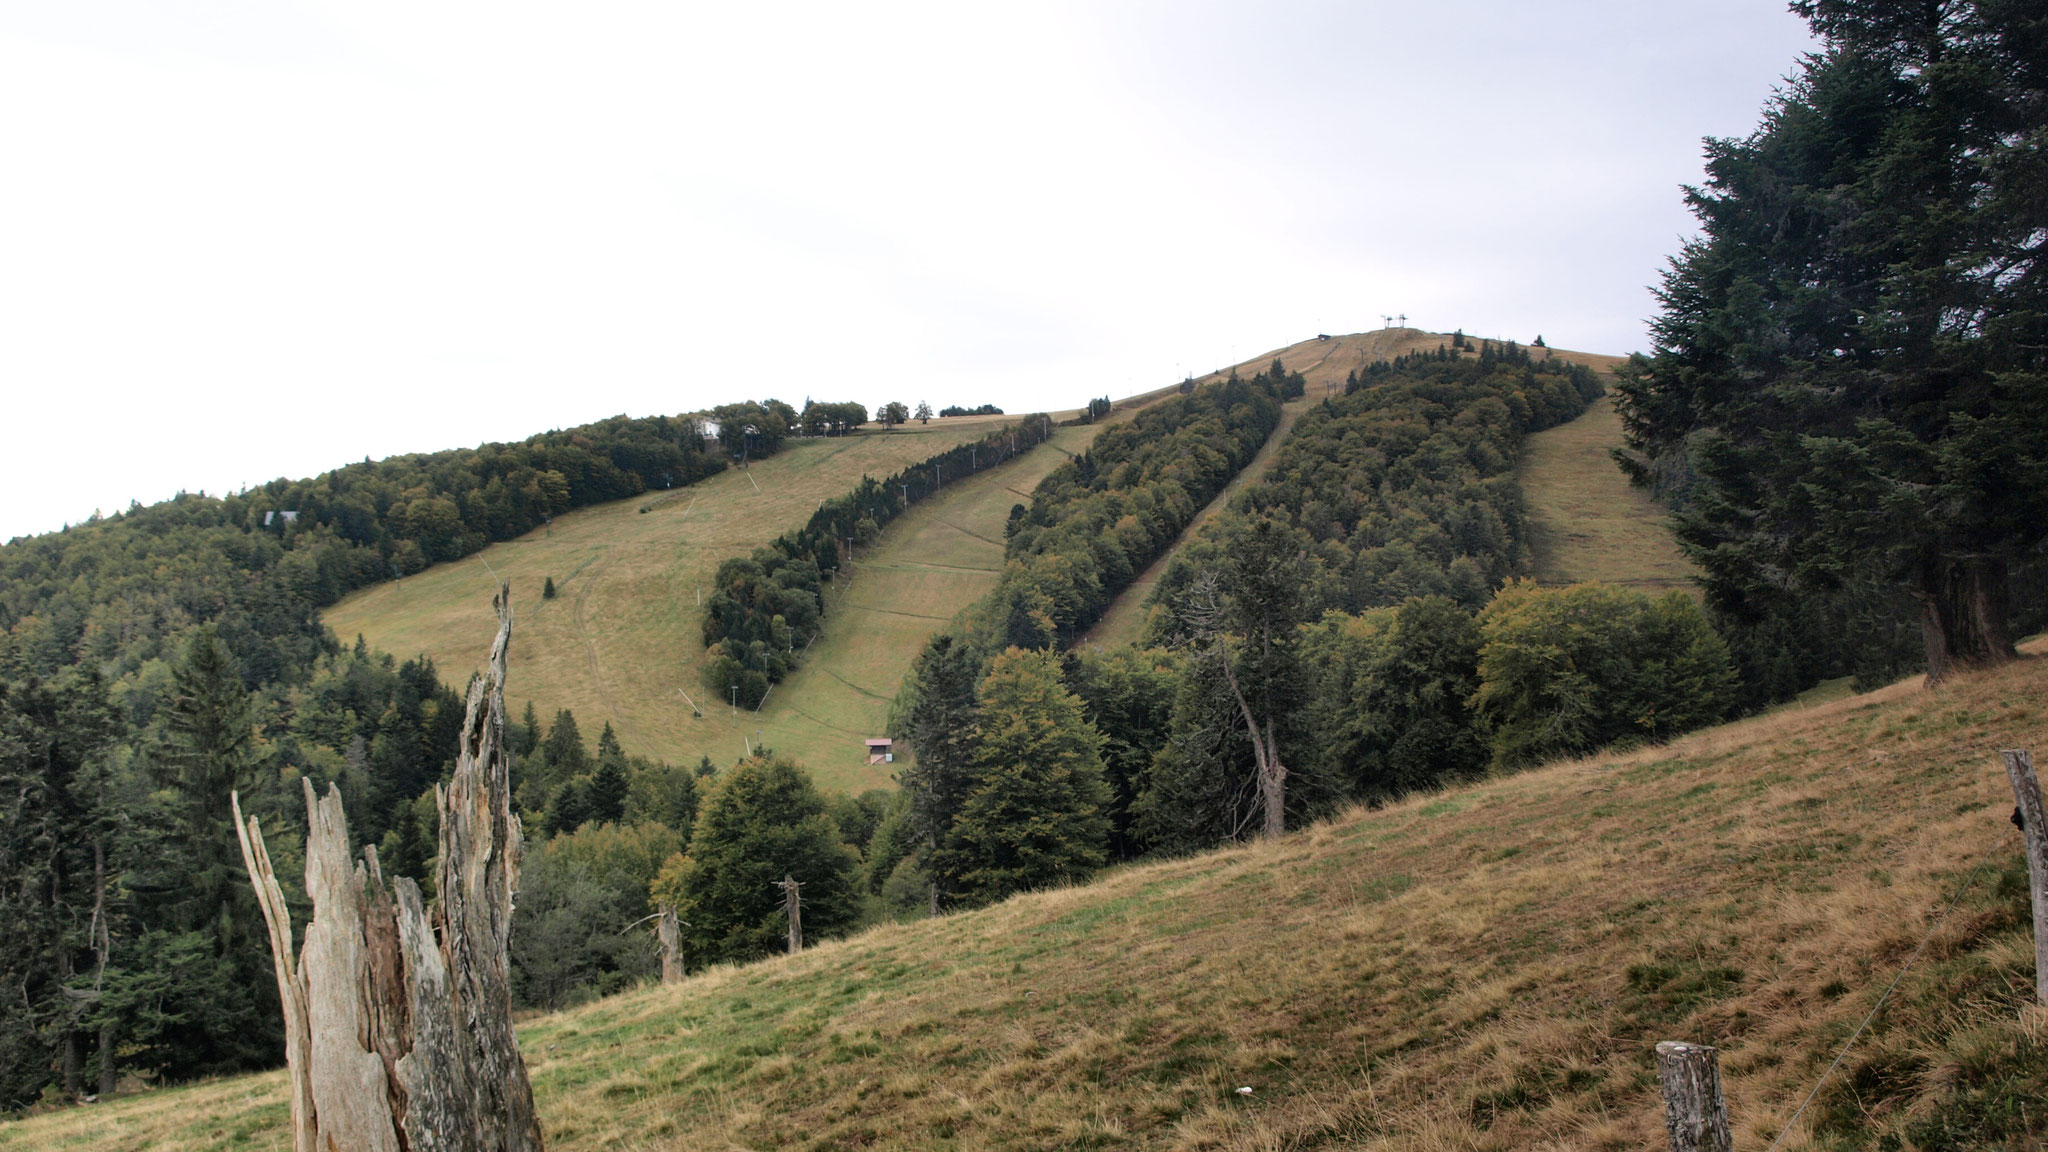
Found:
<box><xmin>745</xmin><ymin>421</ymin><xmax>1103</xmax><ymax>792</ymax></box>
<box><xmin>20</xmin><ymin>642</ymin><xmax>2044</xmax><ymax>1150</ymax></box>
<box><xmin>1516</xmin><ymin>393</ymin><xmax>1696</xmax><ymax>595</ymax></box>
<box><xmin>322</xmin><ymin>418</ymin><xmax>1040</xmax><ymax>775</ymax></box>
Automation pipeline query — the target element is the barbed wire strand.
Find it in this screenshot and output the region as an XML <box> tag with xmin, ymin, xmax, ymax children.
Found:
<box><xmin>1762</xmin><ymin>829</ymin><xmax>2013</xmax><ymax>1152</ymax></box>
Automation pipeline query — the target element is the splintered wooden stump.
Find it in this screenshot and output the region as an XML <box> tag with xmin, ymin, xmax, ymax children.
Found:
<box><xmin>234</xmin><ymin>584</ymin><xmax>543</xmax><ymax>1152</ymax></box>
<box><xmin>1655</xmin><ymin>1041</ymin><xmax>1731</xmax><ymax>1152</ymax></box>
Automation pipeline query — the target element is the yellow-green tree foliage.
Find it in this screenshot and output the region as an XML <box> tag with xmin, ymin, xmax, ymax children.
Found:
<box><xmin>1475</xmin><ymin>581</ymin><xmax>1735</xmax><ymax>768</ymax></box>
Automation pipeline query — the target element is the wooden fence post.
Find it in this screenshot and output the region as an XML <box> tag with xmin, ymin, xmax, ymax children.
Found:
<box><xmin>1656</xmin><ymin>1041</ymin><xmax>1731</xmax><ymax>1152</ymax></box>
<box><xmin>2002</xmin><ymin>749</ymin><xmax>2048</xmax><ymax>1004</ymax></box>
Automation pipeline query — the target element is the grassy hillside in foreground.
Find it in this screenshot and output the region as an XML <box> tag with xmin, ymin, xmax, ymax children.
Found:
<box><xmin>322</xmin><ymin>418</ymin><xmax>1016</xmax><ymax>770</ymax></box>
<box><xmin>1517</xmin><ymin>393</ymin><xmax>1697</xmax><ymax>596</ymax></box>
<box><xmin>1083</xmin><ymin>330</ymin><xmax>1629</xmax><ymax>649</ymax></box>
<box><xmin>18</xmin><ymin>642</ymin><xmax>2045</xmax><ymax>1151</ymax></box>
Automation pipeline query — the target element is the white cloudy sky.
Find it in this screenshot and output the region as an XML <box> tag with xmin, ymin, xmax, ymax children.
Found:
<box><xmin>0</xmin><ymin>1</ymin><xmax>1818</xmax><ymax>541</ymax></box>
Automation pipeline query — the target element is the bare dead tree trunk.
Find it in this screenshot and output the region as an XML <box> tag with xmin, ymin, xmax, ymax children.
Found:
<box><xmin>96</xmin><ymin>1023</ymin><xmax>114</xmax><ymax>1099</ymax></box>
<box><xmin>232</xmin><ymin>789</ymin><xmax>315</xmax><ymax>1152</ymax></box>
<box><xmin>436</xmin><ymin>587</ymin><xmax>544</xmax><ymax>1151</ymax></box>
<box><xmin>1211</xmin><ymin>636</ymin><xmax>1287</xmax><ymax>840</ymax></box>
<box><xmin>61</xmin><ymin>1033</ymin><xmax>80</xmax><ymax>1102</ymax></box>
<box><xmin>92</xmin><ymin>841</ymin><xmax>115</xmax><ymax>1098</ymax></box>
<box><xmin>656</xmin><ymin>904</ymin><xmax>682</xmax><ymax>985</ymax></box>
<box><xmin>777</xmin><ymin>875</ymin><xmax>804</xmax><ymax>953</ymax></box>
<box><xmin>234</xmin><ymin>585</ymin><xmax>543</xmax><ymax>1152</ymax></box>
<box><xmin>1179</xmin><ymin>570</ymin><xmax>1283</xmax><ymax>839</ymax></box>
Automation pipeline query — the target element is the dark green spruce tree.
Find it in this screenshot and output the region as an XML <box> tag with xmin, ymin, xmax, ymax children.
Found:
<box><xmin>1616</xmin><ymin>0</ymin><xmax>2048</xmax><ymax>684</ymax></box>
<box><xmin>588</xmin><ymin>723</ymin><xmax>629</xmax><ymax>826</ymax></box>
<box><xmin>142</xmin><ymin>626</ymin><xmax>280</xmax><ymax>1076</ymax></box>
<box><xmin>0</xmin><ymin>672</ymin><xmax>118</xmax><ymax>1107</ymax></box>
<box><xmin>937</xmin><ymin>648</ymin><xmax>1110</xmax><ymax>907</ymax></box>
<box><xmin>542</xmin><ymin>708</ymin><xmax>588</xmax><ymax>785</ymax></box>
<box><xmin>894</xmin><ymin>635</ymin><xmax>982</xmax><ymax>911</ymax></box>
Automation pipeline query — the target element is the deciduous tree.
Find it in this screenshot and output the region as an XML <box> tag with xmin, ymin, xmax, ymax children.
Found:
<box><xmin>659</xmin><ymin>755</ymin><xmax>857</xmax><ymax>966</ymax></box>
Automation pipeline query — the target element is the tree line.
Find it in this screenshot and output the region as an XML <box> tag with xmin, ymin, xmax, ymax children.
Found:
<box><xmin>0</xmin><ymin>391</ymin><xmax>874</xmax><ymax>1110</ymax></box>
<box><xmin>0</xmin><ymin>627</ymin><xmax>475</xmax><ymax>1107</ymax></box>
<box><xmin>875</xmin><ymin>346</ymin><xmax>1742</xmax><ymax>904</ymax></box>
<box><xmin>700</xmin><ymin>417</ymin><xmax>1056</xmax><ymax>707</ymax></box>
<box><xmin>1614</xmin><ymin>0</ymin><xmax>2048</xmax><ymax>695</ymax></box>
<box><xmin>1148</xmin><ymin>341</ymin><xmax>1601</xmax><ymax>627</ymax></box>
<box><xmin>0</xmin><ymin>408</ymin><xmax>752</xmax><ymax>693</ymax></box>
<box><xmin>961</xmin><ymin>367</ymin><xmax>1287</xmax><ymax>653</ymax></box>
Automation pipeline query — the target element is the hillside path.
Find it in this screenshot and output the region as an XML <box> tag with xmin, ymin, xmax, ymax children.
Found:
<box><xmin>1079</xmin><ymin>329</ymin><xmax>1434</xmax><ymax>649</ymax></box>
<box><xmin>1516</xmin><ymin>392</ymin><xmax>1697</xmax><ymax>595</ymax></box>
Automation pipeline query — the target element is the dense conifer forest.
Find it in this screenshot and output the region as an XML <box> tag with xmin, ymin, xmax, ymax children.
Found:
<box><xmin>0</xmin><ymin>400</ymin><xmax>848</xmax><ymax>1107</ymax></box>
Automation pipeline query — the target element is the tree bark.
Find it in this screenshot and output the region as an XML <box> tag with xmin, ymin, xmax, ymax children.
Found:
<box><xmin>1919</xmin><ymin>554</ymin><xmax>2016</xmax><ymax>684</ymax></box>
<box><xmin>96</xmin><ymin>1024</ymin><xmax>114</xmax><ymax>1099</ymax></box>
<box><xmin>657</xmin><ymin>904</ymin><xmax>682</xmax><ymax>985</ymax></box>
<box><xmin>435</xmin><ymin>587</ymin><xmax>544</xmax><ymax>1151</ymax></box>
<box><xmin>778</xmin><ymin>875</ymin><xmax>804</xmax><ymax>953</ymax></box>
<box><xmin>231</xmin><ymin>789</ymin><xmax>316</xmax><ymax>1152</ymax></box>
<box><xmin>1655</xmin><ymin>1041</ymin><xmax>1731</xmax><ymax>1152</ymax></box>
<box><xmin>2003</xmin><ymin>749</ymin><xmax>2048</xmax><ymax>1005</ymax></box>
<box><xmin>233</xmin><ymin>585</ymin><xmax>543</xmax><ymax>1152</ymax></box>
<box><xmin>61</xmin><ymin>1033</ymin><xmax>80</xmax><ymax>1101</ymax></box>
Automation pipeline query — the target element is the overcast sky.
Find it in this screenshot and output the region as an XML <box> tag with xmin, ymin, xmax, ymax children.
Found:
<box><xmin>0</xmin><ymin>0</ymin><xmax>1819</xmax><ymax>541</ymax></box>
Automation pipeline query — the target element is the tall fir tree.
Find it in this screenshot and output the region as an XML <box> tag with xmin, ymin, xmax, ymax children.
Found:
<box><xmin>517</xmin><ymin>701</ymin><xmax>542</xmax><ymax>757</ymax></box>
<box><xmin>0</xmin><ymin>672</ymin><xmax>119</xmax><ymax>1106</ymax></box>
<box><xmin>143</xmin><ymin>626</ymin><xmax>280</xmax><ymax>1076</ymax></box>
<box><xmin>894</xmin><ymin>635</ymin><xmax>982</xmax><ymax>908</ymax></box>
<box><xmin>1617</xmin><ymin>0</ymin><xmax>2048</xmax><ymax>683</ymax></box>
<box><xmin>542</xmin><ymin>708</ymin><xmax>588</xmax><ymax>785</ymax></box>
<box><xmin>588</xmin><ymin>754</ymin><xmax>629</xmax><ymax>827</ymax></box>
<box><xmin>937</xmin><ymin>648</ymin><xmax>1111</xmax><ymax>907</ymax></box>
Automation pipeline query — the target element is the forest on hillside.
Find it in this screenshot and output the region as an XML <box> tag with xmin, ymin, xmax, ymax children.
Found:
<box><xmin>699</xmin><ymin>416</ymin><xmax>1058</xmax><ymax>706</ymax></box>
<box><xmin>7</xmin><ymin>0</ymin><xmax>2048</xmax><ymax>1117</ymax></box>
<box><xmin>0</xmin><ymin>397</ymin><xmax>918</xmax><ymax>1108</ymax></box>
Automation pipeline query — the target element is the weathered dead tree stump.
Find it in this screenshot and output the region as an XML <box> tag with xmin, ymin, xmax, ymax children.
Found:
<box><xmin>2004</xmin><ymin>748</ymin><xmax>2048</xmax><ymax>1004</ymax></box>
<box><xmin>234</xmin><ymin>585</ymin><xmax>543</xmax><ymax>1152</ymax></box>
<box><xmin>1656</xmin><ymin>1040</ymin><xmax>1731</xmax><ymax>1152</ymax></box>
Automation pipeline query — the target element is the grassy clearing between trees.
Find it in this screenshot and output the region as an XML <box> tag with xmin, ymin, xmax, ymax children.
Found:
<box><xmin>1083</xmin><ymin>330</ymin><xmax>1630</xmax><ymax>650</ymax></box>
<box><xmin>322</xmin><ymin>418</ymin><xmax>1013</xmax><ymax>771</ymax></box>
<box><xmin>18</xmin><ymin>640</ymin><xmax>2046</xmax><ymax>1150</ymax></box>
<box><xmin>738</xmin><ymin>421</ymin><xmax>1106</xmax><ymax>793</ymax></box>
<box><xmin>1517</xmin><ymin>392</ymin><xmax>1696</xmax><ymax>596</ymax></box>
